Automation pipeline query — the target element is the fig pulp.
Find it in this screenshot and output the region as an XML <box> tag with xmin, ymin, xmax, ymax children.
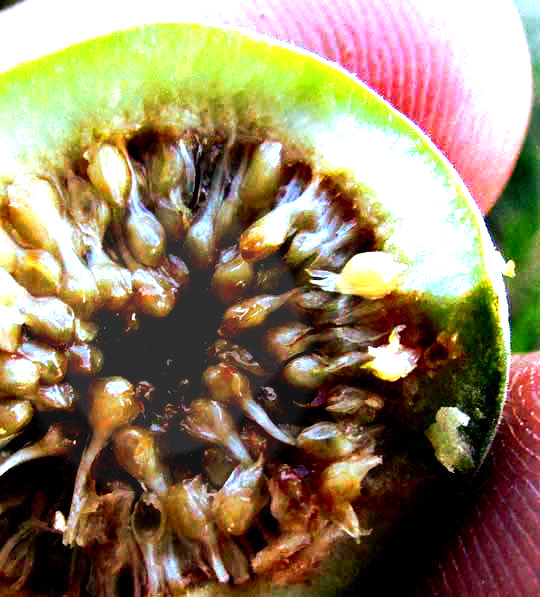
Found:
<box><xmin>0</xmin><ymin>22</ymin><xmax>509</xmax><ymax>597</ymax></box>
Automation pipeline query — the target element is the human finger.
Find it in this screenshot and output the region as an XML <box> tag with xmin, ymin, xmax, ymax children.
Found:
<box><xmin>187</xmin><ymin>0</ymin><xmax>533</xmax><ymax>212</ymax></box>
<box><xmin>416</xmin><ymin>352</ymin><xmax>540</xmax><ymax>595</ymax></box>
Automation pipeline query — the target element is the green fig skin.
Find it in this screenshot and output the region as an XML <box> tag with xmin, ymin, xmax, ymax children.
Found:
<box><xmin>0</xmin><ymin>23</ymin><xmax>509</xmax><ymax>597</ymax></box>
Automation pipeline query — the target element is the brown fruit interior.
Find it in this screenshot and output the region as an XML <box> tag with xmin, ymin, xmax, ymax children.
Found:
<box><xmin>0</xmin><ymin>130</ymin><xmax>452</xmax><ymax>595</ymax></box>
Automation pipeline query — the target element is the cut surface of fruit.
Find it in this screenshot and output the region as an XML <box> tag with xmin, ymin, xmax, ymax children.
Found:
<box><xmin>0</xmin><ymin>22</ymin><xmax>508</xmax><ymax>597</ymax></box>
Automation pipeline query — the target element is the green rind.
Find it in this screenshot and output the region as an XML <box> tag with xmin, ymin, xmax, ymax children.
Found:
<box><xmin>0</xmin><ymin>22</ymin><xmax>509</xmax><ymax>594</ymax></box>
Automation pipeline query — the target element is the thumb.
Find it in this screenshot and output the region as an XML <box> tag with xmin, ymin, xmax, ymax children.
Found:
<box><xmin>172</xmin><ymin>0</ymin><xmax>533</xmax><ymax>212</ymax></box>
<box><xmin>418</xmin><ymin>352</ymin><xmax>540</xmax><ymax>596</ymax></box>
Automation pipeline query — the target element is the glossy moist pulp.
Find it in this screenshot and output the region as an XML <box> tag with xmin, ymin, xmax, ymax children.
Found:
<box><xmin>0</xmin><ymin>130</ymin><xmax>468</xmax><ymax>595</ymax></box>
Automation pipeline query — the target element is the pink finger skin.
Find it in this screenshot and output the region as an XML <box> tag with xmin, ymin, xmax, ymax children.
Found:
<box><xmin>417</xmin><ymin>353</ymin><xmax>540</xmax><ymax>596</ymax></box>
<box><xmin>176</xmin><ymin>0</ymin><xmax>533</xmax><ymax>213</ymax></box>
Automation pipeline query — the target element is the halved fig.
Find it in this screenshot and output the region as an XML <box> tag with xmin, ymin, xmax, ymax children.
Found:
<box><xmin>0</xmin><ymin>19</ymin><xmax>509</xmax><ymax>597</ymax></box>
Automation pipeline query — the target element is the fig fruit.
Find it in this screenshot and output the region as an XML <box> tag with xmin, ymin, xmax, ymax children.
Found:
<box><xmin>0</xmin><ymin>20</ymin><xmax>509</xmax><ymax>597</ymax></box>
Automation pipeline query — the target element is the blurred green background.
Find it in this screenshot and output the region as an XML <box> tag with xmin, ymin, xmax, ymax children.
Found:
<box><xmin>0</xmin><ymin>0</ymin><xmax>538</xmax><ymax>351</ymax></box>
<box><xmin>488</xmin><ymin>0</ymin><xmax>540</xmax><ymax>352</ymax></box>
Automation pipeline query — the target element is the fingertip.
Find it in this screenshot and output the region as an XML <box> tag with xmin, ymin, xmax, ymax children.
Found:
<box><xmin>417</xmin><ymin>352</ymin><xmax>540</xmax><ymax>596</ymax></box>
<box><xmin>199</xmin><ymin>0</ymin><xmax>534</xmax><ymax>212</ymax></box>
